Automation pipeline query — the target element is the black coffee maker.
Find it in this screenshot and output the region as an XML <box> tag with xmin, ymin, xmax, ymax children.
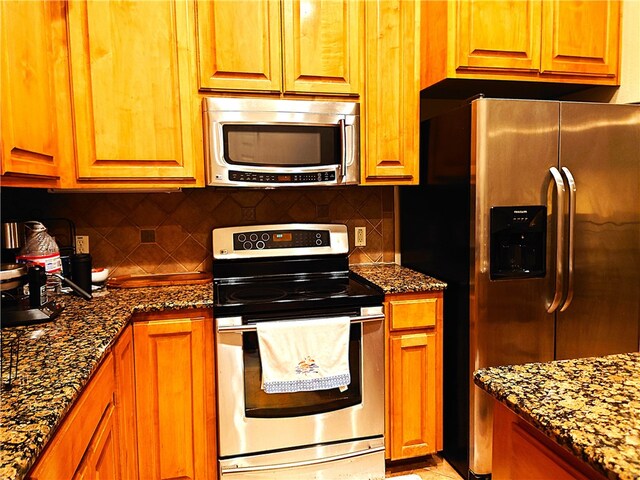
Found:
<box><xmin>0</xmin><ymin>263</ymin><xmax>64</xmax><ymax>328</ymax></box>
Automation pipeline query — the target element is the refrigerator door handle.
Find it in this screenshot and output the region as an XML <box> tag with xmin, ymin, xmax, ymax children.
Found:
<box><xmin>560</xmin><ymin>167</ymin><xmax>577</xmax><ymax>312</ymax></box>
<box><xmin>548</xmin><ymin>167</ymin><xmax>566</xmax><ymax>313</ymax></box>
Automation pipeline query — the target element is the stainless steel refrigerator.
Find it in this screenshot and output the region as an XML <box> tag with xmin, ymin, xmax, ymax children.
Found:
<box><xmin>400</xmin><ymin>98</ymin><xmax>640</xmax><ymax>479</ymax></box>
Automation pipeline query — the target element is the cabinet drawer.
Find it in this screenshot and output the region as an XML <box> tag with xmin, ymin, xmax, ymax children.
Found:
<box><xmin>389</xmin><ymin>298</ymin><xmax>437</xmax><ymax>330</ymax></box>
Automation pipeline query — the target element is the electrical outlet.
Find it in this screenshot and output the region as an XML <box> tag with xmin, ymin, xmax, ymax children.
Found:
<box><xmin>355</xmin><ymin>227</ymin><xmax>366</xmax><ymax>247</ymax></box>
<box><xmin>75</xmin><ymin>235</ymin><xmax>89</xmax><ymax>254</ymax></box>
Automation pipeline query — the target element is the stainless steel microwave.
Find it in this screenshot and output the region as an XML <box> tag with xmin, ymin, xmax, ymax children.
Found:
<box><xmin>203</xmin><ymin>97</ymin><xmax>359</xmax><ymax>187</ymax></box>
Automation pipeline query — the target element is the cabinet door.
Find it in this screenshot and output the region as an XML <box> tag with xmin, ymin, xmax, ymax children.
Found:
<box><xmin>66</xmin><ymin>0</ymin><xmax>202</xmax><ymax>184</ymax></box>
<box><xmin>456</xmin><ymin>0</ymin><xmax>541</xmax><ymax>72</ymax></box>
<box><xmin>113</xmin><ymin>327</ymin><xmax>138</xmax><ymax>480</ymax></box>
<box><xmin>197</xmin><ymin>0</ymin><xmax>282</xmax><ymax>92</ymax></box>
<box><xmin>28</xmin><ymin>354</ymin><xmax>116</xmax><ymax>480</ymax></box>
<box><xmin>282</xmin><ymin>0</ymin><xmax>361</xmax><ymax>94</ymax></box>
<box><xmin>362</xmin><ymin>0</ymin><xmax>419</xmax><ymax>184</ymax></box>
<box><xmin>389</xmin><ymin>332</ymin><xmax>437</xmax><ymax>460</ymax></box>
<box><xmin>134</xmin><ymin>315</ymin><xmax>216</xmax><ymax>480</ymax></box>
<box><xmin>73</xmin><ymin>403</ymin><xmax>120</xmax><ymax>480</ymax></box>
<box><xmin>541</xmin><ymin>0</ymin><xmax>620</xmax><ymax>78</ymax></box>
<box><xmin>0</xmin><ymin>0</ymin><xmax>63</xmax><ymax>184</ymax></box>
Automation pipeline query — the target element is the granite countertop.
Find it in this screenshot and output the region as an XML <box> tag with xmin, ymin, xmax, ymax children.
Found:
<box><xmin>0</xmin><ymin>284</ymin><xmax>214</xmax><ymax>480</ymax></box>
<box><xmin>0</xmin><ymin>262</ymin><xmax>444</xmax><ymax>480</ymax></box>
<box><xmin>474</xmin><ymin>353</ymin><xmax>640</xmax><ymax>480</ymax></box>
<box><xmin>351</xmin><ymin>263</ymin><xmax>447</xmax><ymax>294</ymax></box>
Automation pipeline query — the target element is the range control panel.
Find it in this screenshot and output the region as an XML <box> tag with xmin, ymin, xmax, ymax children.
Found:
<box><xmin>233</xmin><ymin>229</ymin><xmax>331</xmax><ymax>251</ymax></box>
<box><xmin>229</xmin><ymin>170</ymin><xmax>336</xmax><ymax>184</ymax></box>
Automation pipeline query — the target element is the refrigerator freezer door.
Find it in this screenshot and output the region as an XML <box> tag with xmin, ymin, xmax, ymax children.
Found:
<box><xmin>555</xmin><ymin>103</ymin><xmax>640</xmax><ymax>359</ymax></box>
<box><xmin>470</xmin><ymin>99</ymin><xmax>559</xmax><ymax>476</ymax></box>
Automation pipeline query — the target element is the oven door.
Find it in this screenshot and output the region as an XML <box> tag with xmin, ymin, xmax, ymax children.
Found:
<box><xmin>215</xmin><ymin>311</ymin><xmax>384</xmax><ymax>458</ymax></box>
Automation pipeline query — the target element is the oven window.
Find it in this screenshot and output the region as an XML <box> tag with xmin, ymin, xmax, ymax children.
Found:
<box><xmin>223</xmin><ymin>125</ymin><xmax>340</xmax><ymax>167</ymax></box>
<box><xmin>243</xmin><ymin>324</ymin><xmax>362</xmax><ymax>418</ymax></box>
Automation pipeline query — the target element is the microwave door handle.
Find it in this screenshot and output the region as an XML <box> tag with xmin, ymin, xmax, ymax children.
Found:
<box><xmin>339</xmin><ymin>118</ymin><xmax>347</xmax><ymax>180</ymax></box>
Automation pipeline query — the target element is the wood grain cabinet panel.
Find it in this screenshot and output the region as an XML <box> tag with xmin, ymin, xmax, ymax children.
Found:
<box><xmin>197</xmin><ymin>0</ymin><xmax>361</xmax><ymax>95</ymax></box>
<box><xmin>456</xmin><ymin>0</ymin><xmax>542</xmax><ymax>72</ymax></box>
<box><xmin>362</xmin><ymin>0</ymin><xmax>420</xmax><ymax>185</ymax></box>
<box><xmin>28</xmin><ymin>354</ymin><xmax>117</xmax><ymax>480</ymax></box>
<box><xmin>282</xmin><ymin>0</ymin><xmax>361</xmax><ymax>94</ymax></box>
<box><xmin>133</xmin><ymin>314</ymin><xmax>216</xmax><ymax>480</ymax></box>
<box><xmin>389</xmin><ymin>331</ymin><xmax>437</xmax><ymax>460</ymax></box>
<box><xmin>66</xmin><ymin>0</ymin><xmax>202</xmax><ymax>185</ymax></box>
<box><xmin>0</xmin><ymin>0</ymin><xmax>64</xmax><ymax>187</ymax></box>
<box><xmin>113</xmin><ymin>326</ymin><xmax>138</xmax><ymax>480</ymax></box>
<box><xmin>492</xmin><ymin>401</ymin><xmax>606</xmax><ymax>480</ymax></box>
<box><xmin>422</xmin><ymin>0</ymin><xmax>621</xmax><ymax>89</ymax></box>
<box><xmin>196</xmin><ymin>0</ymin><xmax>282</xmax><ymax>92</ymax></box>
<box><xmin>384</xmin><ymin>292</ymin><xmax>443</xmax><ymax>461</ymax></box>
<box><xmin>541</xmin><ymin>0</ymin><xmax>620</xmax><ymax>78</ymax></box>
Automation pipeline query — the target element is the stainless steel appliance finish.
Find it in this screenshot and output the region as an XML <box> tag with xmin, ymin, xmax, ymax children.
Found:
<box><xmin>216</xmin><ymin>310</ymin><xmax>384</xmax><ymax>460</ymax></box>
<box><xmin>213</xmin><ymin>223</ymin><xmax>385</xmax><ymax>480</ymax></box>
<box><xmin>219</xmin><ymin>438</ymin><xmax>385</xmax><ymax>480</ymax></box>
<box><xmin>203</xmin><ymin>97</ymin><xmax>359</xmax><ymax>187</ymax></box>
<box><xmin>400</xmin><ymin>98</ymin><xmax>640</xmax><ymax>478</ymax></box>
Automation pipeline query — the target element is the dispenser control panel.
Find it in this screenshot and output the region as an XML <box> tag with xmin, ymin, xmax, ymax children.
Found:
<box><xmin>490</xmin><ymin>205</ymin><xmax>546</xmax><ymax>280</ymax></box>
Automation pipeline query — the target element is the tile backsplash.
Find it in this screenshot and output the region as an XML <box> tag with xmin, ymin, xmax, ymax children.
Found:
<box><xmin>1</xmin><ymin>187</ymin><xmax>394</xmax><ymax>277</ymax></box>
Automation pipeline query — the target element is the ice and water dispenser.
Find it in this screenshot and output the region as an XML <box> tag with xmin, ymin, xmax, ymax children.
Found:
<box><xmin>490</xmin><ymin>206</ymin><xmax>546</xmax><ymax>280</ymax></box>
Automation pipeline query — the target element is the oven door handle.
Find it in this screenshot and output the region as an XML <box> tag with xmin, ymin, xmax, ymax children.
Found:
<box><xmin>220</xmin><ymin>445</ymin><xmax>385</xmax><ymax>474</ymax></box>
<box><xmin>217</xmin><ymin>313</ymin><xmax>385</xmax><ymax>333</ymax></box>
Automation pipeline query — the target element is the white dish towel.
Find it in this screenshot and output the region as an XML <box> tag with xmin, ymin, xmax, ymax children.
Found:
<box><xmin>257</xmin><ymin>317</ymin><xmax>351</xmax><ymax>394</ymax></box>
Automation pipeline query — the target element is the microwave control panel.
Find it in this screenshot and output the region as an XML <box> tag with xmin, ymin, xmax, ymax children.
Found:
<box><xmin>233</xmin><ymin>230</ymin><xmax>330</xmax><ymax>251</ymax></box>
<box><xmin>229</xmin><ymin>170</ymin><xmax>336</xmax><ymax>184</ymax></box>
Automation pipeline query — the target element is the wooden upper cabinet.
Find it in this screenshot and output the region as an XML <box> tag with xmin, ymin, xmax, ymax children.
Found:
<box><xmin>456</xmin><ymin>0</ymin><xmax>542</xmax><ymax>73</ymax></box>
<box><xmin>0</xmin><ymin>0</ymin><xmax>64</xmax><ymax>186</ymax></box>
<box><xmin>421</xmin><ymin>0</ymin><xmax>621</xmax><ymax>89</ymax></box>
<box><xmin>282</xmin><ymin>0</ymin><xmax>361</xmax><ymax>94</ymax></box>
<box><xmin>197</xmin><ymin>0</ymin><xmax>282</xmax><ymax>92</ymax></box>
<box><xmin>361</xmin><ymin>0</ymin><xmax>420</xmax><ymax>185</ymax></box>
<box><xmin>66</xmin><ymin>0</ymin><xmax>203</xmax><ymax>185</ymax></box>
<box><xmin>196</xmin><ymin>0</ymin><xmax>361</xmax><ymax>95</ymax></box>
<box><xmin>540</xmin><ymin>0</ymin><xmax>620</xmax><ymax>78</ymax></box>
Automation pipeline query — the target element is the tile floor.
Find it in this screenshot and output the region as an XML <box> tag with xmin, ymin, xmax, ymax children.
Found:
<box><xmin>386</xmin><ymin>455</ymin><xmax>464</xmax><ymax>480</ymax></box>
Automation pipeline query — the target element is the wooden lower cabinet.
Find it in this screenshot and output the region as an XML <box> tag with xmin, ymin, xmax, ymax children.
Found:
<box><xmin>492</xmin><ymin>401</ymin><xmax>607</xmax><ymax>480</ymax></box>
<box><xmin>385</xmin><ymin>292</ymin><xmax>443</xmax><ymax>461</ymax></box>
<box><xmin>133</xmin><ymin>311</ymin><xmax>216</xmax><ymax>480</ymax></box>
<box><xmin>113</xmin><ymin>326</ymin><xmax>139</xmax><ymax>480</ymax></box>
<box><xmin>28</xmin><ymin>353</ymin><xmax>119</xmax><ymax>480</ymax></box>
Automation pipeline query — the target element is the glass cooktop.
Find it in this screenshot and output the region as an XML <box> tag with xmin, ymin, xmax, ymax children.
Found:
<box><xmin>214</xmin><ymin>273</ymin><xmax>383</xmax><ymax>318</ymax></box>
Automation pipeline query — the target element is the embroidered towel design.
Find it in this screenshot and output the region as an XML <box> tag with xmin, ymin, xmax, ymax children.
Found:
<box><xmin>257</xmin><ymin>317</ymin><xmax>351</xmax><ymax>394</ymax></box>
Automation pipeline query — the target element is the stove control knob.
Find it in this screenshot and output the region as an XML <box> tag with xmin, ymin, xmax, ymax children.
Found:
<box><xmin>256</xmin><ymin>241</ymin><xmax>266</xmax><ymax>249</ymax></box>
<box><xmin>243</xmin><ymin>241</ymin><xmax>252</xmax><ymax>250</ymax></box>
<box><xmin>261</xmin><ymin>233</ymin><xmax>270</xmax><ymax>241</ymax></box>
<box><xmin>249</xmin><ymin>233</ymin><xmax>258</xmax><ymax>242</ymax></box>
<box><xmin>237</xmin><ymin>233</ymin><xmax>247</xmax><ymax>242</ymax></box>
<box><xmin>316</xmin><ymin>239</ymin><xmax>322</xmax><ymax>246</ymax></box>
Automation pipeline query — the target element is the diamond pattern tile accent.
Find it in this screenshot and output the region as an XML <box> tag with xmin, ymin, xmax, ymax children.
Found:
<box><xmin>2</xmin><ymin>187</ymin><xmax>395</xmax><ymax>274</ymax></box>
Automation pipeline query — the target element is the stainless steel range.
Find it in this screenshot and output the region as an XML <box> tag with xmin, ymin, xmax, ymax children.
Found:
<box><xmin>212</xmin><ymin>223</ymin><xmax>385</xmax><ymax>480</ymax></box>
